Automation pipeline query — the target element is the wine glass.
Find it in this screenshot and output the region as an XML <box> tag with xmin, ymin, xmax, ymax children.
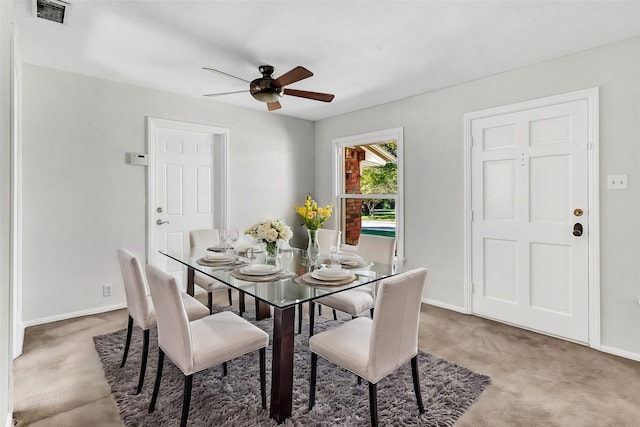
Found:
<box><xmin>228</xmin><ymin>229</ymin><xmax>239</xmax><ymax>252</ymax></box>
<box><xmin>329</xmin><ymin>245</ymin><xmax>339</xmax><ymax>268</ymax></box>
<box><xmin>279</xmin><ymin>241</ymin><xmax>294</xmax><ymax>274</ymax></box>
<box><xmin>220</xmin><ymin>228</ymin><xmax>229</xmax><ymax>251</ymax></box>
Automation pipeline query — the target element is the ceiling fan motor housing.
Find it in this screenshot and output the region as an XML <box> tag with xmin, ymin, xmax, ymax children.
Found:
<box><xmin>250</xmin><ymin>65</ymin><xmax>283</xmax><ymax>103</ymax></box>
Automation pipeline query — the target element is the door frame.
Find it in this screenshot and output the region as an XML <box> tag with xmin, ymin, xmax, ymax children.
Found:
<box><xmin>463</xmin><ymin>87</ymin><xmax>600</xmax><ymax>348</ymax></box>
<box><xmin>146</xmin><ymin>117</ymin><xmax>230</xmax><ymax>267</ymax></box>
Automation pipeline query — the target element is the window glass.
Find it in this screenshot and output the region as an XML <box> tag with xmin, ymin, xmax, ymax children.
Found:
<box><xmin>338</xmin><ymin>142</ymin><xmax>397</xmax><ymax>247</ymax></box>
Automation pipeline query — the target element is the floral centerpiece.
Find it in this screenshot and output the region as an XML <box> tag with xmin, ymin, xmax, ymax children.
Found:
<box><xmin>294</xmin><ymin>194</ymin><xmax>333</xmax><ymax>230</ymax></box>
<box><xmin>294</xmin><ymin>194</ymin><xmax>333</xmax><ymax>263</ymax></box>
<box><xmin>244</xmin><ymin>218</ymin><xmax>293</xmax><ymax>257</ymax></box>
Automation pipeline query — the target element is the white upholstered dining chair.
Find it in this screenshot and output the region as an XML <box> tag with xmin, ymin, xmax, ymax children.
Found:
<box><xmin>117</xmin><ymin>249</ymin><xmax>209</xmax><ymax>394</ymax></box>
<box><xmin>189</xmin><ymin>229</ymin><xmax>234</xmax><ymax>314</ymax></box>
<box><xmin>309</xmin><ymin>268</ymin><xmax>428</xmax><ymax>427</ymax></box>
<box><xmin>316</xmin><ymin>228</ymin><xmax>341</xmax><ymax>255</ymax></box>
<box><xmin>146</xmin><ymin>265</ymin><xmax>269</xmax><ymax>427</ymax></box>
<box><xmin>313</xmin><ymin>235</ymin><xmax>396</xmax><ymax>334</ymax></box>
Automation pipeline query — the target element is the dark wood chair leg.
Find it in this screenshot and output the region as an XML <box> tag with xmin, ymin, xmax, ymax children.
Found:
<box><xmin>309</xmin><ymin>353</ymin><xmax>318</xmax><ymax>410</ymax></box>
<box><xmin>180</xmin><ymin>374</ymin><xmax>193</xmax><ymax>427</ymax></box>
<box><xmin>318</xmin><ymin>305</ymin><xmax>322</xmax><ymax>316</ymax></box>
<box><xmin>208</xmin><ymin>292</ymin><xmax>213</xmax><ymax>315</ymax></box>
<box><xmin>149</xmin><ymin>349</ymin><xmax>165</xmax><ymax>413</ymax></box>
<box><xmin>297</xmin><ymin>303</ymin><xmax>303</xmax><ymax>335</ymax></box>
<box><xmin>411</xmin><ymin>355</ymin><xmax>425</xmax><ymax>414</ymax></box>
<box><xmin>227</xmin><ymin>288</ymin><xmax>233</xmax><ymax>306</ymax></box>
<box><xmin>357</xmin><ymin>376</ymin><xmax>362</xmax><ymax>386</ymax></box>
<box><xmin>120</xmin><ymin>315</ymin><xmax>133</xmax><ymax>367</ymax></box>
<box><xmin>370</xmin><ymin>308</ymin><xmax>374</xmax><ymax>318</ymax></box>
<box><xmin>135</xmin><ymin>329</ymin><xmax>150</xmax><ymax>394</ymax></box>
<box><xmin>223</xmin><ymin>361</ymin><xmax>228</xmax><ymax>376</ymax></box>
<box><xmin>260</xmin><ymin>348</ymin><xmax>267</xmax><ymax>409</ymax></box>
<box><xmin>309</xmin><ymin>301</ymin><xmax>316</xmax><ymax>337</ymax></box>
<box><xmin>332</xmin><ymin>309</ymin><xmax>338</xmax><ymax>321</ymax></box>
<box><xmin>368</xmin><ymin>381</ymin><xmax>378</xmax><ymax>427</ymax></box>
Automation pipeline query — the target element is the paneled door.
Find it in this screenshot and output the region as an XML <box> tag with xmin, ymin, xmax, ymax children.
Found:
<box><xmin>147</xmin><ymin>118</ymin><xmax>228</xmax><ymax>287</ymax></box>
<box><xmin>470</xmin><ymin>96</ymin><xmax>593</xmax><ymax>343</ymax></box>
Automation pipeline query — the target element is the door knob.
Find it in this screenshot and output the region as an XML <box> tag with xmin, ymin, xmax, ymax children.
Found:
<box><xmin>573</xmin><ymin>223</ymin><xmax>583</xmax><ymax>237</ymax></box>
<box><xmin>156</xmin><ymin>219</ymin><xmax>170</xmax><ymax>225</ymax></box>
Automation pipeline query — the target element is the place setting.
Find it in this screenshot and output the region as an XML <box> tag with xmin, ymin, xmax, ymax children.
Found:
<box><xmin>297</xmin><ymin>266</ymin><xmax>357</xmax><ymax>287</ymax></box>
<box><xmin>231</xmin><ymin>263</ymin><xmax>291</xmax><ymax>282</ymax></box>
<box><xmin>196</xmin><ymin>250</ymin><xmax>246</xmax><ymax>269</ymax></box>
<box><xmin>318</xmin><ymin>252</ymin><xmax>371</xmax><ymax>269</ymax></box>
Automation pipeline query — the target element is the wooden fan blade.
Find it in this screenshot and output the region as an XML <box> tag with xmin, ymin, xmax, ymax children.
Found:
<box><xmin>273</xmin><ymin>66</ymin><xmax>313</xmax><ymax>87</ymax></box>
<box><xmin>283</xmin><ymin>88</ymin><xmax>335</xmax><ymax>102</ymax></box>
<box><xmin>202</xmin><ymin>67</ymin><xmax>251</xmax><ymax>84</ymax></box>
<box><xmin>203</xmin><ymin>90</ymin><xmax>249</xmax><ymax>97</ymax></box>
<box><xmin>267</xmin><ymin>101</ymin><xmax>282</xmax><ymax>111</ymax></box>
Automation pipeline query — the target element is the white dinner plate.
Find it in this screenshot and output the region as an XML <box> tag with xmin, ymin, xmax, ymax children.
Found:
<box><xmin>311</xmin><ymin>268</ymin><xmax>354</xmax><ymax>281</ymax></box>
<box><xmin>239</xmin><ymin>264</ymin><xmax>282</xmax><ymax>276</ymax></box>
<box><xmin>335</xmin><ymin>253</ymin><xmax>363</xmax><ymax>262</ymax></box>
<box><xmin>204</xmin><ymin>253</ymin><xmax>234</xmax><ymax>262</ymax></box>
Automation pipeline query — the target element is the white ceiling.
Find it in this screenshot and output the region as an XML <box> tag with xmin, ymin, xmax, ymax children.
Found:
<box><xmin>16</xmin><ymin>0</ymin><xmax>640</xmax><ymax>121</ymax></box>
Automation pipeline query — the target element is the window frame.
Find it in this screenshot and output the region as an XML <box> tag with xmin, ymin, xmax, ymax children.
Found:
<box><xmin>332</xmin><ymin>127</ymin><xmax>404</xmax><ymax>263</ymax></box>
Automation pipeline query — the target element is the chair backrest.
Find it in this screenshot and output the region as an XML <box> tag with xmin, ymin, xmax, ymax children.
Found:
<box><xmin>146</xmin><ymin>264</ymin><xmax>194</xmax><ymax>374</ymax></box>
<box><xmin>189</xmin><ymin>229</ymin><xmax>220</xmax><ymax>249</ymax></box>
<box><xmin>368</xmin><ymin>268</ymin><xmax>427</xmax><ymax>383</ymax></box>
<box><xmin>117</xmin><ymin>249</ymin><xmax>154</xmax><ymax>330</ymax></box>
<box><xmin>316</xmin><ymin>229</ymin><xmax>341</xmax><ymax>254</ymax></box>
<box><xmin>357</xmin><ymin>234</ymin><xmax>396</xmax><ymax>265</ymax></box>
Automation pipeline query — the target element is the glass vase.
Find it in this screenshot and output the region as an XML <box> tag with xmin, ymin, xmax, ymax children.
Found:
<box><xmin>264</xmin><ymin>240</ymin><xmax>279</xmax><ymax>265</ymax></box>
<box><xmin>306</xmin><ymin>228</ymin><xmax>320</xmax><ymax>268</ymax></box>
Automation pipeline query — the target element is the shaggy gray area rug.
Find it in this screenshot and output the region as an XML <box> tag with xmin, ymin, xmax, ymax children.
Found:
<box><xmin>94</xmin><ymin>310</ymin><xmax>491</xmax><ymax>426</ymax></box>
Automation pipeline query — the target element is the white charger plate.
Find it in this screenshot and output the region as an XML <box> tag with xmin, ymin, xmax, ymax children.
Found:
<box><xmin>204</xmin><ymin>253</ymin><xmax>234</xmax><ymax>262</ymax></box>
<box><xmin>311</xmin><ymin>268</ymin><xmax>354</xmax><ymax>281</ymax></box>
<box><xmin>239</xmin><ymin>264</ymin><xmax>282</xmax><ymax>276</ymax></box>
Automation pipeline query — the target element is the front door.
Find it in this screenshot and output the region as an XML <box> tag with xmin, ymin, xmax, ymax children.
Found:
<box><xmin>147</xmin><ymin>118</ymin><xmax>228</xmax><ymax>286</ymax></box>
<box><xmin>469</xmin><ymin>93</ymin><xmax>594</xmax><ymax>343</ymax></box>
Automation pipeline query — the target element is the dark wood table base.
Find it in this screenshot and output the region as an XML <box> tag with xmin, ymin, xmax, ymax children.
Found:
<box><xmin>269</xmin><ymin>306</ymin><xmax>295</xmax><ymax>423</ymax></box>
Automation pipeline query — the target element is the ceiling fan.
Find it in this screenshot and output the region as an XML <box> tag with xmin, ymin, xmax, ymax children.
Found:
<box><xmin>203</xmin><ymin>65</ymin><xmax>335</xmax><ymax>111</ymax></box>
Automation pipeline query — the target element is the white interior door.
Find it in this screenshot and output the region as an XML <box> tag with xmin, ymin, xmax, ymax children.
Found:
<box><xmin>470</xmin><ymin>97</ymin><xmax>591</xmax><ymax>343</ymax></box>
<box><xmin>147</xmin><ymin>118</ymin><xmax>228</xmax><ymax>287</ymax></box>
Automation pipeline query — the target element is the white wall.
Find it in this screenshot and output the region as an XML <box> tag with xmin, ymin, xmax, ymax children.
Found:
<box><xmin>0</xmin><ymin>2</ymin><xmax>15</xmax><ymax>425</ymax></box>
<box><xmin>21</xmin><ymin>65</ymin><xmax>315</xmax><ymax>324</ymax></box>
<box><xmin>315</xmin><ymin>36</ymin><xmax>640</xmax><ymax>356</ymax></box>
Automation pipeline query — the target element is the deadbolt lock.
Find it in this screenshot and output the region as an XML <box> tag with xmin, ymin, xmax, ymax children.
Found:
<box><xmin>573</xmin><ymin>208</ymin><xmax>583</xmax><ymax>217</ymax></box>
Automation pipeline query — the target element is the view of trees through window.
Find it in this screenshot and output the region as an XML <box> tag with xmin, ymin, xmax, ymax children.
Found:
<box><xmin>339</xmin><ymin>141</ymin><xmax>397</xmax><ymax>244</ymax></box>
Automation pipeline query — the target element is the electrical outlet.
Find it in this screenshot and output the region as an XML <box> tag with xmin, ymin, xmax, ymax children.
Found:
<box><xmin>103</xmin><ymin>284</ymin><xmax>112</xmax><ymax>297</ymax></box>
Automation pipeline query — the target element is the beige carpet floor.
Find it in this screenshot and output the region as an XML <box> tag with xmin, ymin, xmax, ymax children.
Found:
<box><xmin>12</xmin><ymin>292</ymin><xmax>640</xmax><ymax>426</ymax></box>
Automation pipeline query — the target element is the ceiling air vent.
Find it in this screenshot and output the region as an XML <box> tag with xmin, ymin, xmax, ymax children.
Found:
<box><xmin>33</xmin><ymin>0</ymin><xmax>70</xmax><ymax>24</ymax></box>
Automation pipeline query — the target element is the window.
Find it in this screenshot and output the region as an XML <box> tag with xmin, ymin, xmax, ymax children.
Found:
<box><xmin>333</xmin><ymin>128</ymin><xmax>403</xmax><ymax>262</ymax></box>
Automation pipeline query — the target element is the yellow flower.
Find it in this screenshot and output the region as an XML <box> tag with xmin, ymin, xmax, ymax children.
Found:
<box><xmin>294</xmin><ymin>194</ymin><xmax>333</xmax><ymax>230</ymax></box>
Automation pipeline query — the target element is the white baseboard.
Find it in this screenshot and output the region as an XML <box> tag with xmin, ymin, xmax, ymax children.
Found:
<box><xmin>12</xmin><ymin>318</ymin><xmax>24</xmax><ymax>359</ymax></box>
<box><xmin>599</xmin><ymin>345</ymin><xmax>640</xmax><ymax>362</ymax></box>
<box><xmin>22</xmin><ymin>303</ymin><xmax>127</xmax><ymax>328</ymax></box>
<box><xmin>422</xmin><ymin>298</ymin><xmax>468</xmax><ymax>314</ymax></box>
<box><xmin>5</xmin><ymin>411</ymin><xmax>12</xmax><ymax>427</ymax></box>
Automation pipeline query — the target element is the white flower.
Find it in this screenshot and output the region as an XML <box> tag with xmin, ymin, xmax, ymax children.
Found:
<box><xmin>244</xmin><ymin>218</ymin><xmax>293</xmax><ymax>243</ymax></box>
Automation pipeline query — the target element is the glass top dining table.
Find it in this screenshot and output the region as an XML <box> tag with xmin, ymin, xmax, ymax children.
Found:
<box><xmin>160</xmin><ymin>247</ymin><xmax>401</xmax><ymax>423</ymax></box>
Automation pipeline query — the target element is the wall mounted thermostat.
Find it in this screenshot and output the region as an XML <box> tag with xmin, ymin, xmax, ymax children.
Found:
<box><xmin>126</xmin><ymin>153</ymin><xmax>148</xmax><ymax>166</ymax></box>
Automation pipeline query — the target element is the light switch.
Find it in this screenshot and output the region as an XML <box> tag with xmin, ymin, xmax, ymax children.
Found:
<box><xmin>607</xmin><ymin>174</ymin><xmax>628</xmax><ymax>190</ymax></box>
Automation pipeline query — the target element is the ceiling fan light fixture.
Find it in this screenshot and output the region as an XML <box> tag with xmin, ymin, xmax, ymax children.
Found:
<box><xmin>250</xmin><ymin>88</ymin><xmax>282</xmax><ymax>103</ymax></box>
